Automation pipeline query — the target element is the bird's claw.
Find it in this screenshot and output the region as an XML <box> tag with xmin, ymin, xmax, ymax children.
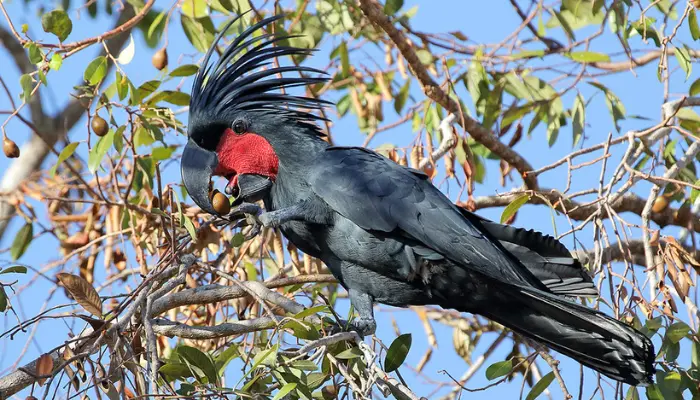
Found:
<box><xmin>228</xmin><ymin>203</ymin><xmax>264</xmax><ymax>239</ymax></box>
<box><xmin>326</xmin><ymin>317</ymin><xmax>377</xmax><ymax>339</ymax></box>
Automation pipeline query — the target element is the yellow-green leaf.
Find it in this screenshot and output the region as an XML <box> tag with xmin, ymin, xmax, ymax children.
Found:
<box><xmin>0</xmin><ymin>266</ymin><xmax>28</xmax><ymax>275</ymax></box>
<box><xmin>566</xmin><ymin>51</ymin><xmax>610</xmax><ymax>63</ymax></box>
<box><xmin>272</xmin><ymin>383</ymin><xmax>297</xmax><ymax>400</ymax></box>
<box><xmin>500</xmin><ymin>194</ymin><xmax>530</xmax><ymax>224</ymax></box>
<box><xmin>181</xmin><ymin>0</ymin><xmax>209</xmax><ymax>18</ymax></box>
<box><xmin>49</xmin><ymin>53</ymin><xmax>63</xmax><ymax>70</ymax></box>
<box><xmin>19</xmin><ymin>74</ymin><xmax>33</xmax><ymax>102</ymax></box>
<box><xmin>50</xmin><ymin>142</ymin><xmax>80</xmax><ymax>176</ymax></box>
<box><xmin>169</xmin><ymin>64</ymin><xmax>199</xmax><ymax>77</ymax></box>
<box><xmin>88</xmin><ymin>129</ymin><xmax>115</xmax><ymax>173</ymax></box>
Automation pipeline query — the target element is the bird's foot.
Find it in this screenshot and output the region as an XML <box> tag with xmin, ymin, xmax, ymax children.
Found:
<box><xmin>229</xmin><ymin>203</ymin><xmax>264</xmax><ymax>239</ymax></box>
<box><xmin>327</xmin><ymin>317</ymin><xmax>377</xmax><ymax>339</ymax></box>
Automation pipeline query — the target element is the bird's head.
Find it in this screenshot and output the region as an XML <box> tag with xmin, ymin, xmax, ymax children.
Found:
<box><xmin>181</xmin><ymin>14</ymin><xmax>330</xmax><ymax>215</ymax></box>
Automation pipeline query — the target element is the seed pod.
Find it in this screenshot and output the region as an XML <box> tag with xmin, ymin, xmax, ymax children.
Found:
<box><xmin>211</xmin><ymin>190</ymin><xmax>230</xmax><ymax>215</ymax></box>
<box><xmin>694</xmin><ymin>0</ymin><xmax>700</xmax><ymax>9</ymax></box>
<box><xmin>3</xmin><ymin>137</ymin><xmax>19</xmax><ymax>158</ymax></box>
<box><xmin>152</xmin><ymin>48</ymin><xmax>168</xmax><ymax>70</ymax></box>
<box><xmin>91</xmin><ymin>116</ymin><xmax>108</xmax><ymax>137</ymax></box>
<box><xmin>652</xmin><ymin>195</ymin><xmax>669</xmax><ymax>213</ymax></box>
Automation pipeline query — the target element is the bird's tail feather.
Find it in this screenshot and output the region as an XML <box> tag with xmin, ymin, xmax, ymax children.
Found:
<box><xmin>472</xmin><ymin>285</ymin><xmax>655</xmax><ymax>386</ymax></box>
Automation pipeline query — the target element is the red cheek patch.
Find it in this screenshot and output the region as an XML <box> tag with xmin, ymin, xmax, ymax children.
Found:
<box><xmin>214</xmin><ymin>128</ymin><xmax>279</xmax><ymax>181</ymax></box>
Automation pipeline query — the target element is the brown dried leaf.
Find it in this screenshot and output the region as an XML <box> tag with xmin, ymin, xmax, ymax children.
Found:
<box><xmin>36</xmin><ymin>353</ymin><xmax>54</xmax><ymax>386</ymax></box>
<box><xmin>57</xmin><ymin>273</ymin><xmax>103</xmax><ymax>318</ymax></box>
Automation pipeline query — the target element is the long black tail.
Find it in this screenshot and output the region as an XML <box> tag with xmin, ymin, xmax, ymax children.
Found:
<box><xmin>473</xmin><ymin>285</ymin><xmax>655</xmax><ymax>386</ymax></box>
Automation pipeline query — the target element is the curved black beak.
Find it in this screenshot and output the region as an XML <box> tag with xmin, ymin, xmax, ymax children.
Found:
<box><xmin>181</xmin><ymin>139</ymin><xmax>219</xmax><ymax>216</ymax></box>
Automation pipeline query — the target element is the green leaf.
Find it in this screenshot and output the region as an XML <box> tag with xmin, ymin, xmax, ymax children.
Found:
<box><xmin>500</xmin><ymin>194</ymin><xmax>530</xmax><ymax>223</ymax></box>
<box><xmin>394</xmin><ymin>80</ymin><xmax>410</xmax><ymax>114</ymax></box>
<box><xmin>169</xmin><ymin>64</ymin><xmax>199</xmax><ymax>77</ymax></box>
<box><xmin>384</xmin><ymin>333</ymin><xmax>411</xmax><ymax>372</ymax></box>
<box><xmin>147</xmin><ymin>11</ymin><xmax>166</xmax><ymax>40</ymax></box>
<box><xmin>181</xmin><ymin>0</ymin><xmax>209</xmax><ymax>18</ymax></box>
<box><xmin>84</xmin><ymin>56</ymin><xmax>108</xmax><ymax>85</ymax></box>
<box><xmin>332</xmin><ymin>42</ymin><xmax>350</xmax><ymax>78</ymax></box>
<box><xmin>41</xmin><ymin>10</ymin><xmax>72</xmax><ymax>42</ymax></box>
<box><xmin>691</xmin><ymin>77</ymin><xmax>700</xmax><ymax>96</ymax></box>
<box><xmin>631</xmin><ymin>20</ymin><xmax>661</xmax><ymax>47</ymax></box>
<box><xmin>572</xmin><ymin>94</ymin><xmax>585</xmax><ymax>147</ymax></box>
<box><xmin>182</xmin><ymin>214</ymin><xmax>197</xmax><ymax>241</ymax></box>
<box><xmin>589</xmin><ymin>82</ymin><xmax>625</xmax><ymax>132</ymax></box>
<box><xmin>177</xmin><ymin>346</ymin><xmax>218</xmax><ymax>384</ymax></box>
<box><xmin>272</xmin><ymin>383</ymin><xmax>297</xmax><ymax>400</ymax></box>
<box><xmin>526</xmin><ymin>371</ymin><xmax>554</xmax><ymax>400</ymax></box>
<box><xmin>485</xmin><ymin>359</ymin><xmax>513</xmax><ymax>380</ymax></box>
<box><xmin>181</xmin><ymin>15</ymin><xmax>215</xmax><ymax>53</ymax></box>
<box><xmin>0</xmin><ymin>287</ymin><xmax>7</xmax><ymax>312</ymax></box>
<box><xmin>49</xmin><ymin>53</ymin><xmax>63</xmax><ymax>70</ymax></box>
<box><xmin>230</xmin><ymin>232</ymin><xmax>245</xmax><ymax>247</ymax></box>
<box><xmin>690</xmin><ymin>9</ymin><xmax>700</xmax><ymax>41</ymax></box>
<box><xmin>28</xmin><ymin>43</ymin><xmax>43</xmax><ymax>64</ymax></box>
<box><xmin>553</xmin><ymin>11</ymin><xmax>576</xmax><ymax>40</ymax></box>
<box><xmin>115</xmin><ymin>72</ymin><xmax>129</xmax><ymax>100</ymax></box>
<box><xmin>37</xmin><ymin>70</ymin><xmax>47</xmax><ymax>87</ymax></box>
<box><xmin>251</xmin><ymin>345</ymin><xmax>278</xmax><ymax>368</ymax></box>
<box><xmin>0</xmin><ymin>266</ymin><xmax>28</xmax><ymax>274</ymax></box>
<box><xmin>625</xmin><ymin>387</ymin><xmax>639</xmax><ymax>400</ymax></box>
<box><xmin>149</xmin><ymin>90</ymin><xmax>190</xmax><ymax>106</ymax></box>
<box><xmin>646</xmin><ymin>384</ymin><xmax>663</xmax><ymax>400</ymax></box>
<box><xmin>335</xmin><ymin>347</ymin><xmax>363</xmax><ymax>360</ymax></box>
<box><xmin>294</xmin><ymin>305</ymin><xmax>328</xmax><ymax>320</ymax></box>
<box><xmin>510</xmin><ymin>50</ymin><xmax>546</xmax><ymax>60</ymax></box>
<box><xmin>10</xmin><ymin>223</ymin><xmax>33</xmax><ymax>261</ymax></box>
<box><xmin>19</xmin><ymin>74</ymin><xmax>33</xmax><ymax>102</ymax></box>
<box><xmin>88</xmin><ymin>129</ymin><xmax>115</xmax><ymax>173</ymax></box>
<box><xmin>666</xmin><ymin>321</ymin><xmax>690</xmax><ymax>343</ymax></box>
<box><xmin>50</xmin><ymin>142</ymin><xmax>80</xmax><ymax>176</ymax></box>
<box><xmin>151</xmin><ymin>146</ymin><xmax>176</xmax><ymax>161</ymax></box>
<box><xmin>214</xmin><ymin>345</ymin><xmax>239</xmax><ymax>376</ymax></box>
<box><xmin>674</xmin><ymin>46</ymin><xmax>692</xmax><ymax>80</ymax></box>
<box><xmin>159</xmin><ymin>362</ymin><xmax>194</xmax><ymax>381</ymax></box>
<box><xmin>663</xmin><ymin>371</ymin><xmax>681</xmax><ymax>392</ymax></box>
<box><xmin>383</xmin><ymin>0</ymin><xmax>403</xmax><ymax>16</ymax></box>
<box><xmin>565</xmin><ymin>51</ymin><xmax>610</xmax><ymax>63</ymax></box>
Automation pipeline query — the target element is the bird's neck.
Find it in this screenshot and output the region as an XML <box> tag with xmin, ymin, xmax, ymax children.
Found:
<box><xmin>265</xmin><ymin>125</ymin><xmax>330</xmax><ymax>210</ymax></box>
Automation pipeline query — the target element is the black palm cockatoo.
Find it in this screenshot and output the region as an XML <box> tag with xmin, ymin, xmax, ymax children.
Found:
<box><xmin>180</xmin><ymin>14</ymin><xmax>654</xmax><ymax>386</ymax></box>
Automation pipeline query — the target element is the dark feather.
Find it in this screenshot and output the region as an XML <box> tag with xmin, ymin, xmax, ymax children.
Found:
<box><xmin>188</xmin><ymin>14</ymin><xmax>331</xmax><ymax>146</ymax></box>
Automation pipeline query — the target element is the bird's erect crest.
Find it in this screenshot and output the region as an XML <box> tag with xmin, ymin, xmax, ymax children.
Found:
<box><xmin>188</xmin><ymin>13</ymin><xmax>331</xmax><ymax>141</ymax></box>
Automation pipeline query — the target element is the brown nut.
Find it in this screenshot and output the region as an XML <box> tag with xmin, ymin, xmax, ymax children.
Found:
<box><xmin>651</xmin><ymin>196</ymin><xmax>669</xmax><ymax>213</ymax></box>
<box><xmin>211</xmin><ymin>190</ymin><xmax>230</xmax><ymax>215</ymax></box>
<box><xmin>91</xmin><ymin>116</ymin><xmax>108</xmax><ymax>137</ymax></box>
<box><xmin>3</xmin><ymin>138</ymin><xmax>19</xmax><ymax>158</ymax></box>
<box><xmin>152</xmin><ymin>48</ymin><xmax>168</xmax><ymax>71</ymax></box>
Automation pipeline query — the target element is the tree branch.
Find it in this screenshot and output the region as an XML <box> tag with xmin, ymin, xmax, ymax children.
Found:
<box><xmin>468</xmin><ymin>189</ymin><xmax>700</xmax><ymax>232</ymax></box>
<box><xmin>358</xmin><ymin>0</ymin><xmax>538</xmax><ymax>189</ymax></box>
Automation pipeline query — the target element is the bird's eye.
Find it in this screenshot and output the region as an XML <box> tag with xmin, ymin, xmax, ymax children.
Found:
<box><xmin>232</xmin><ymin>119</ymin><xmax>247</xmax><ymax>134</ymax></box>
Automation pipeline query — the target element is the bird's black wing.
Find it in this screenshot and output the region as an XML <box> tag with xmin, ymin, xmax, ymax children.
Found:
<box><xmin>309</xmin><ymin>146</ymin><xmax>547</xmax><ymax>289</ymax></box>
<box><xmin>462</xmin><ymin>211</ymin><xmax>597</xmax><ymax>297</ymax></box>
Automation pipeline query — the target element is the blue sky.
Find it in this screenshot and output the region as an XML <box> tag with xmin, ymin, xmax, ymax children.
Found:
<box><xmin>1</xmin><ymin>0</ymin><xmax>698</xmax><ymax>399</ymax></box>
